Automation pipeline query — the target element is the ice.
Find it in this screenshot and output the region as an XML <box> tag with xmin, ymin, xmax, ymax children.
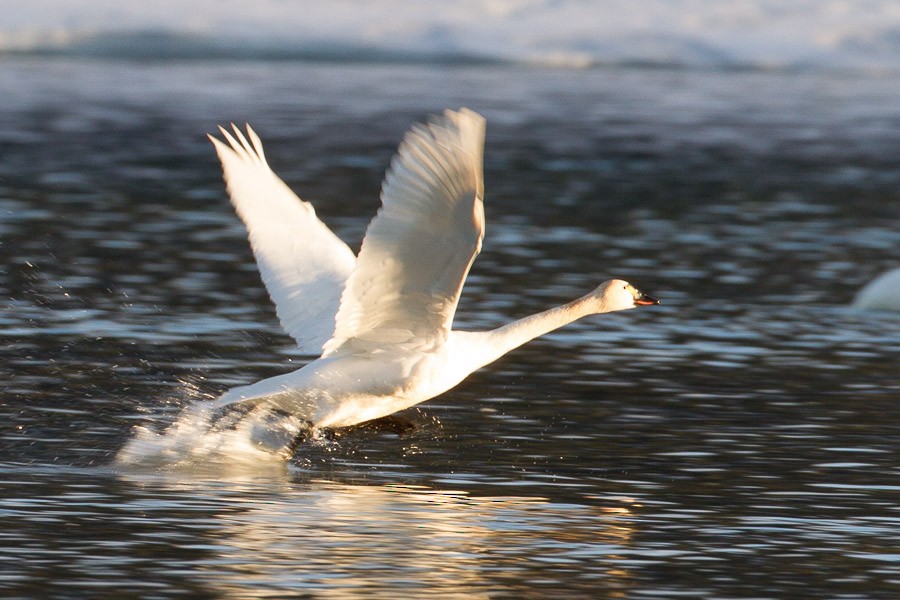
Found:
<box><xmin>1</xmin><ymin>0</ymin><xmax>898</xmax><ymax>71</ymax></box>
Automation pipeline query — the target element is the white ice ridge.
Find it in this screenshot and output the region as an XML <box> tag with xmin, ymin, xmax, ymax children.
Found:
<box><xmin>3</xmin><ymin>0</ymin><xmax>899</xmax><ymax>71</ymax></box>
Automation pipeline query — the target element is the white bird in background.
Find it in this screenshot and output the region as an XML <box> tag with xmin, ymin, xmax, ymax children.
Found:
<box><xmin>852</xmin><ymin>268</ymin><xmax>900</xmax><ymax>312</ymax></box>
<box><xmin>207</xmin><ymin>109</ymin><xmax>658</xmax><ymax>451</ymax></box>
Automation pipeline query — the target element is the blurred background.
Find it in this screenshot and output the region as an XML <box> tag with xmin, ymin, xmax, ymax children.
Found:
<box><xmin>4</xmin><ymin>0</ymin><xmax>900</xmax><ymax>70</ymax></box>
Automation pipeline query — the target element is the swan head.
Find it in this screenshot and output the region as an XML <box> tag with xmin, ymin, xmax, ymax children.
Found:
<box><xmin>590</xmin><ymin>279</ymin><xmax>660</xmax><ymax>313</ymax></box>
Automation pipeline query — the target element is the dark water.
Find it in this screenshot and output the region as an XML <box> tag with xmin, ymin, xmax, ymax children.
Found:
<box><xmin>1</xmin><ymin>58</ymin><xmax>899</xmax><ymax>598</ymax></box>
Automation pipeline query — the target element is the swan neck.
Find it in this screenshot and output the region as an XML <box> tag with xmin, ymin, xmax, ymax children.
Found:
<box><xmin>467</xmin><ymin>295</ymin><xmax>597</xmax><ymax>370</ymax></box>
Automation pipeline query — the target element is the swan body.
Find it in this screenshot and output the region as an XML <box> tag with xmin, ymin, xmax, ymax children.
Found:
<box><xmin>208</xmin><ymin>109</ymin><xmax>658</xmax><ymax>438</ymax></box>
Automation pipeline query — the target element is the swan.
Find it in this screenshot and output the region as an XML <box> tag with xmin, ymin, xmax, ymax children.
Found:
<box><xmin>852</xmin><ymin>268</ymin><xmax>900</xmax><ymax>312</ymax></box>
<box><xmin>206</xmin><ymin>109</ymin><xmax>658</xmax><ymax>449</ymax></box>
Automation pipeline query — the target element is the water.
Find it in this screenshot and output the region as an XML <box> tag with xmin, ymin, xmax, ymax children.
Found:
<box><xmin>1</xmin><ymin>58</ymin><xmax>899</xmax><ymax>598</ymax></box>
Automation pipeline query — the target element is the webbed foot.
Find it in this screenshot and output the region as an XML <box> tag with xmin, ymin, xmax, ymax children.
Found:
<box><xmin>349</xmin><ymin>414</ymin><xmax>419</xmax><ymax>435</ymax></box>
<box><xmin>248</xmin><ymin>409</ymin><xmax>313</xmax><ymax>455</ymax></box>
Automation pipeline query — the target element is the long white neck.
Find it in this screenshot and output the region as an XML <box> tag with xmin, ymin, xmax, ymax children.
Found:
<box><xmin>453</xmin><ymin>294</ymin><xmax>603</xmax><ymax>374</ymax></box>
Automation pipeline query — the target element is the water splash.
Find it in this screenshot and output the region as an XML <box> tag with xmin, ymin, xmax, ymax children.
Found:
<box><xmin>115</xmin><ymin>403</ymin><xmax>281</xmax><ymax>468</ymax></box>
<box><xmin>115</xmin><ymin>378</ymin><xmax>313</xmax><ymax>469</ymax></box>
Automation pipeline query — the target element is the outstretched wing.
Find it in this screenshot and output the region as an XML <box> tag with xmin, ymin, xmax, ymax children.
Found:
<box><xmin>324</xmin><ymin>109</ymin><xmax>486</xmax><ymax>354</ymax></box>
<box><xmin>209</xmin><ymin>125</ymin><xmax>356</xmax><ymax>355</ymax></box>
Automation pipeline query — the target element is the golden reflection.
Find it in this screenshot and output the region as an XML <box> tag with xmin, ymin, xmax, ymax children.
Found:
<box><xmin>115</xmin><ymin>472</ymin><xmax>638</xmax><ymax>596</ymax></box>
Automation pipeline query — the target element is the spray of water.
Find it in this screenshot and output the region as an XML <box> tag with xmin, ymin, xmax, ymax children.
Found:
<box><xmin>114</xmin><ymin>377</ymin><xmax>439</xmax><ymax>472</ymax></box>
<box><xmin>114</xmin><ymin>378</ymin><xmax>305</xmax><ymax>469</ymax></box>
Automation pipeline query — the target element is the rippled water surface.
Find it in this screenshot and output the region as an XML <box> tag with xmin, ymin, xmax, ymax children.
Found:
<box><xmin>1</xmin><ymin>59</ymin><xmax>899</xmax><ymax>598</ymax></box>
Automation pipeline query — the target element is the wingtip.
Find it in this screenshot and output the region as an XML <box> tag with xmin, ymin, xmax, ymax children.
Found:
<box><xmin>208</xmin><ymin>130</ymin><xmax>228</xmax><ymax>152</ymax></box>
<box><xmin>447</xmin><ymin>107</ymin><xmax>486</xmax><ymax>129</ymax></box>
<box><xmin>453</xmin><ymin>106</ymin><xmax>481</xmax><ymax>118</ymax></box>
<box><xmin>245</xmin><ymin>124</ymin><xmax>267</xmax><ymax>162</ymax></box>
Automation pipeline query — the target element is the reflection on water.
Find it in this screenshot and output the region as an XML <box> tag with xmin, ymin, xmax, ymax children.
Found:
<box><xmin>203</xmin><ymin>481</ymin><xmax>635</xmax><ymax>596</ymax></box>
<box><xmin>1</xmin><ymin>465</ymin><xmax>637</xmax><ymax>597</ymax></box>
<box><xmin>1</xmin><ymin>59</ymin><xmax>899</xmax><ymax>597</ymax></box>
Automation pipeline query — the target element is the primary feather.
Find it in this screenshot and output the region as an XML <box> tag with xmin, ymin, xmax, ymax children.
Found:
<box><xmin>209</xmin><ymin>125</ymin><xmax>355</xmax><ymax>355</ymax></box>
<box><xmin>324</xmin><ymin>109</ymin><xmax>486</xmax><ymax>354</ymax></box>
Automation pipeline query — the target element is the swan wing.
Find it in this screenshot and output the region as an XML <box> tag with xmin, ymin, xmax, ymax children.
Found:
<box><xmin>324</xmin><ymin>108</ymin><xmax>486</xmax><ymax>354</ymax></box>
<box><xmin>209</xmin><ymin>125</ymin><xmax>356</xmax><ymax>355</ymax></box>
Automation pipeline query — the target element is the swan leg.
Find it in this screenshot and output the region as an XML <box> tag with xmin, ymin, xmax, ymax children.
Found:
<box><xmin>349</xmin><ymin>414</ymin><xmax>419</xmax><ymax>435</ymax></box>
<box><xmin>285</xmin><ymin>425</ymin><xmax>315</xmax><ymax>455</ymax></box>
<box><xmin>208</xmin><ymin>402</ymin><xmax>259</xmax><ymax>430</ymax></box>
<box><xmin>248</xmin><ymin>408</ymin><xmax>313</xmax><ymax>454</ymax></box>
<box><xmin>282</xmin><ymin>414</ymin><xmax>418</xmax><ymax>453</ymax></box>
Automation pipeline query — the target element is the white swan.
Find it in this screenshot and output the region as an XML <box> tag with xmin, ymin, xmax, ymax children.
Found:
<box><xmin>852</xmin><ymin>268</ymin><xmax>900</xmax><ymax>312</ymax></box>
<box><xmin>207</xmin><ymin>109</ymin><xmax>658</xmax><ymax>443</ymax></box>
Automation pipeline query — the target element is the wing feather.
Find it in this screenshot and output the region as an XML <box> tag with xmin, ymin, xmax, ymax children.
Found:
<box><xmin>324</xmin><ymin>109</ymin><xmax>486</xmax><ymax>354</ymax></box>
<box><xmin>209</xmin><ymin>125</ymin><xmax>356</xmax><ymax>355</ymax></box>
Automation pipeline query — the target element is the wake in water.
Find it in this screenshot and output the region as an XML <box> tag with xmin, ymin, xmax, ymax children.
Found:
<box><xmin>114</xmin><ymin>378</ymin><xmax>428</xmax><ymax>470</ymax></box>
<box><xmin>115</xmin><ymin>379</ymin><xmax>320</xmax><ymax>469</ymax></box>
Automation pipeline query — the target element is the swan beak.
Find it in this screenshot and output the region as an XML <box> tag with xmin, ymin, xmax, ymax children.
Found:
<box><xmin>634</xmin><ymin>291</ymin><xmax>660</xmax><ymax>306</ymax></box>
